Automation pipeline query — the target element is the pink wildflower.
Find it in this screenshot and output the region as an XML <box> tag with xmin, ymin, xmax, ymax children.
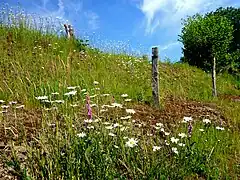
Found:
<box><xmin>86</xmin><ymin>94</ymin><xmax>92</xmax><ymax>120</ymax></box>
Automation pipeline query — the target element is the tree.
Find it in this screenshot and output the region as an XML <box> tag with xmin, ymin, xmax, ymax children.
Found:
<box><xmin>179</xmin><ymin>14</ymin><xmax>234</xmax><ymax>97</ymax></box>
<box><xmin>179</xmin><ymin>14</ymin><xmax>234</xmax><ymax>73</ymax></box>
<box><xmin>208</xmin><ymin>7</ymin><xmax>240</xmax><ymax>74</ymax></box>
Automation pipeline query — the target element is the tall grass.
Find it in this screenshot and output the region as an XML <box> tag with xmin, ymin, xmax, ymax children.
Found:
<box><xmin>0</xmin><ymin>4</ymin><xmax>240</xmax><ymax>179</ymax></box>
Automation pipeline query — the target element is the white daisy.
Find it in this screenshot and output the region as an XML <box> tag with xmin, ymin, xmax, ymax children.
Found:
<box><xmin>77</xmin><ymin>132</ymin><xmax>86</xmax><ymax>138</ymax></box>
<box><xmin>125</xmin><ymin>138</ymin><xmax>138</xmax><ymax>148</ymax></box>
<box><xmin>178</xmin><ymin>133</ymin><xmax>187</xmax><ymax>138</ymax></box>
<box><xmin>153</xmin><ymin>146</ymin><xmax>161</xmax><ymax>151</ymax></box>
<box><xmin>126</xmin><ymin>109</ymin><xmax>136</xmax><ymax>114</ymax></box>
<box><xmin>121</xmin><ymin>94</ymin><xmax>128</xmax><ymax>98</ymax></box>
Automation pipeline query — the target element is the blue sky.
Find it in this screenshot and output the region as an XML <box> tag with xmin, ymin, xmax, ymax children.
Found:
<box><xmin>2</xmin><ymin>0</ymin><xmax>240</xmax><ymax>61</ymax></box>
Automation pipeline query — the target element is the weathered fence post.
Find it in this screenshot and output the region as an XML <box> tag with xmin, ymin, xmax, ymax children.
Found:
<box><xmin>152</xmin><ymin>47</ymin><xmax>160</xmax><ymax>107</ymax></box>
<box><xmin>212</xmin><ymin>56</ymin><xmax>217</xmax><ymax>97</ymax></box>
<box><xmin>64</xmin><ymin>24</ymin><xmax>74</xmax><ymax>39</ymax></box>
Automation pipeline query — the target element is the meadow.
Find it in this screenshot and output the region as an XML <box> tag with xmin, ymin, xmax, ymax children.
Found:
<box><xmin>0</xmin><ymin>4</ymin><xmax>240</xmax><ymax>179</ymax></box>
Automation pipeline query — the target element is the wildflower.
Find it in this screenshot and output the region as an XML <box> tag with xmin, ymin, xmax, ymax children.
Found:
<box><xmin>86</xmin><ymin>95</ymin><xmax>92</xmax><ymax>120</ymax></box>
<box><xmin>156</xmin><ymin>123</ymin><xmax>163</xmax><ymax>127</ymax></box>
<box><xmin>43</xmin><ymin>100</ymin><xmax>52</xmax><ymax>103</ymax></box>
<box><xmin>105</xmin><ymin>125</ymin><xmax>113</xmax><ymax>130</ymax></box>
<box><xmin>0</xmin><ymin>100</ymin><xmax>5</xmax><ymax>103</ymax></box>
<box><xmin>164</xmin><ymin>132</ymin><xmax>170</xmax><ymax>136</ymax></box>
<box><xmin>120</xmin><ymin>127</ymin><xmax>128</xmax><ymax>131</ymax></box>
<box><xmin>87</xmin><ymin>126</ymin><xmax>94</xmax><ymax>129</ymax></box>
<box><xmin>182</xmin><ymin>116</ymin><xmax>193</xmax><ymax>123</ymax></box>
<box><xmin>113</xmin><ymin>123</ymin><xmax>121</xmax><ymax>128</ymax></box>
<box><xmin>188</xmin><ymin>121</ymin><xmax>193</xmax><ymax>136</ymax></box>
<box><xmin>51</xmin><ymin>92</ymin><xmax>59</xmax><ymax>95</ymax></box>
<box><xmin>54</xmin><ymin>100</ymin><xmax>65</xmax><ymax>103</ymax></box>
<box><xmin>101</xmin><ymin>94</ymin><xmax>110</xmax><ymax>97</ymax></box>
<box><xmin>178</xmin><ymin>133</ymin><xmax>187</xmax><ymax>138</ymax></box>
<box><xmin>147</xmin><ymin>133</ymin><xmax>153</xmax><ymax>136</ymax></box>
<box><xmin>91</xmin><ymin>104</ymin><xmax>97</xmax><ymax>107</ymax></box>
<box><xmin>121</xmin><ymin>94</ymin><xmax>128</xmax><ymax>98</ymax></box>
<box><xmin>111</xmin><ymin>103</ymin><xmax>123</xmax><ymax>108</ymax></box>
<box><xmin>70</xmin><ymin>104</ymin><xmax>78</xmax><ymax>107</ymax></box>
<box><xmin>84</xmin><ymin>119</ymin><xmax>93</xmax><ymax>123</ymax></box>
<box><xmin>103</xmin><ymin>122</ymin><xmax>111</xmax><ymax>125</ymax></box>
<box><xmin>93</xmin><ymin>81</ymin><xmax>99</xmax><ymax>85</ymax></box>
<box><xmin>64</xmin><ymin>90</ymin><xmax>77</xmax><ymax>96</ymax></box>
<box><xmin>172</xmin><ymin>147</ymin><xmax>178</xmax><ymax>154</ymax></box>
<box><xmin>48</xmin><ymin>123</ymin><xmax>56</xmax><ymax>127</ymax></box>
<box><xmin>95</xmin><ymin>88</ymin><xmax>100</xmax><ymax>90</ymax></box>
<box><xmin>113</xmin><ymin>145</ymin><xmax>119</xmax><ymax>149</ymax></box>
<box><xmin>120</xmin><ymin>116</ymin><xmax>132</xmax><ymax>120</ymax></box>
<box><xmin>108</xmin><ymin>133</ymin><xmax>116</xmax><ymax>137</ymax></box>
<box><xmin>125</xmin><ymin>138</ymin><xmax>138</xmax><ymax>148</ymax></box>
<box><xmin>1</xmin><ymin>105</ymin><xmax>9</xmax><ymax>109</ymax></box>
<box><xmin>165</xmin><ymin>140</ymin><xmax>170</xmax><ymax>146</ymax></box>
<box><xmin>216</xmin><ymin>126</ymin><xmax>224</xmax><ymax>131</ymax></box>
<box><xmin>16</xmin><ymin>105</ymin><xmax>24</xmax><ymax>109</ymax></box>
<box><xmin>178</xmin><ymin>143</ymin><xmax>186</xmax><ymax>147</ymax></box>
<box><xmin>160</xmin><ymin>128</ymin><xmax>165</xmax><ymax>132</ymax></box>
<box><xmin>77</xmin><ymin>132</ymin><xmax>86</xmax><ymax>138</ymax></box>
<box><xmin>67</xmin><ymin>86</ymin><xmax>77</xmax><ymax>90</ymax></box>
<box><xmin>35</xmin><ymin>96</ymin><xmax>48</xmax><ymax>100</ymax></box>
<box><xmin>9</xmin><ymin>101</ymin><xmax>17</xmax><ymax>105</ymax></box>
<box><xmin>170</xmin><ymin>137</ymin><xmax>179</xmax><ymax>144</ymax></box>
<box><xmin>126</xmin><ymin>109</ymin><xmax>136</xmax><ymax>114</ymax></box>
<box><xmin>90</xmin><ymin>95</ymin><xmax>97</xmax><ymax>98</ymax></box>
<box><xmin>94</xmin><ymin>119</ymin><xmax>100</xmax><ymax>123</ymax></box>
<box><xmin>100</xmin><ymin>109</ymin><xmax>107</xmax><ymax>113</ymax></box>
<box><xmin>153</xmin><ymin>146</ymin><xmax>161</xmax><ymax>151</ymax></box>
<box><xmin>199</xmin><ymin>129</ymin><xmax>204</xmax><ymax>132</ymax></box>
<box><xmin>203</xmin><ymin>119</ymin><xmax>211</xmax><ymax>124</ymax></box>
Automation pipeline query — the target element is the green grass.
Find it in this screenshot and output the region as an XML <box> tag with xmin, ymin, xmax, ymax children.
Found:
<box><xmin>0</xmin><ymin>5</ymin><xmax>240</xmax><ymax>179</ymax></box>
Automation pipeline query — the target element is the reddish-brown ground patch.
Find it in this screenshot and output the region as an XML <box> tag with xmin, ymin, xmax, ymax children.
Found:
<box><xmin>0</xmin><ymin>108</ymin><xmax>42</xmax><ymax>144</ymax></box>
<box><xmin>219</xmin><ymin>94</ymin><xmax>240</xmax><ymax>102</ymax></box>
<box><xmin>133</xmin><ymin>96</ymin><xmax>225</xmax><ymax>127</ymax></box>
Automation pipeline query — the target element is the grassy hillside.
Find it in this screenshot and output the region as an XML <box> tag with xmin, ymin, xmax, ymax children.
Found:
<box><xmin>0</xmin><ymin>7</ymin><xmax>240</xmax><ymax>179</ymax></box>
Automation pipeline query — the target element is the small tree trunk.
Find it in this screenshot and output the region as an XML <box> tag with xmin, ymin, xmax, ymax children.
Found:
<box><xmin>212</xmin><ymin>57</ymin><xmax>217</xmax><ymax>97</ymax></box>
<box><xmin>152</xmin><ymin>47</ymin><xmax>160</xmax><ymax>107</ymax></box>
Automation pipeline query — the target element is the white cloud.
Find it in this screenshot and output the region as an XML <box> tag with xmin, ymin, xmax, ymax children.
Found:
<box><xmin>159</xmin><ymin>41</ymin><xmax>180</xmax><ymax>51</ymax></box>
<box><xmin>42</xmin><ymin>0</ymin><xmax>49</xmax><ymax>8</ymax></box>
<box><xmin>150</xmin><ymin>41</ymin><xmax>180</xmax><ymax>53</ymax></box>
<box><xmin>84</xmin><ymin>11</ymin><xmax>100</xmax><ymax>30</ymax></box>
<box><xmin>54</xmin><ymin>0</ymin><xmax>65</xmax><ymax>17</ymax></box>
<box><xmin>32</xmin><ymin>0</ymin><xmax>100</xmax><ymax>32</ymax></box>
<box><xmin>137</xmin><ymin>0</ymin><xmax>237</xmax><ymax>35</ymax></box>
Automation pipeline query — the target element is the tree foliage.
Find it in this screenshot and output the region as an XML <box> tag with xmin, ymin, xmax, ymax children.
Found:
<box><xmin>179</xmin><ymin>7</ymin><xmax>240</xmax><ymax>74</ymax></box>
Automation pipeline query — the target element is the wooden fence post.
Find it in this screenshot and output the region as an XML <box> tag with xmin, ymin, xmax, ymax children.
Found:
<box><xmin>212</xmin><ymin>56</ymin><xmax>217</xmax><ymax>97</ymax></box>
<box><xmin>152</xmin><ymin>47</ymin><xmax>160</xmax><ymax>107</ymax></box>
<box><xmin>64</xmin><ymin>24</ymin><xmax>74</xmax><ymax>39</ymax></box>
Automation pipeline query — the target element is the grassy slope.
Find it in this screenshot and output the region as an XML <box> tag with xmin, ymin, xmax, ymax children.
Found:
<box><xmin>0</xmin><ymin>25</ymin><xmax>240</xmax><ymax>179</ymax></box>
<box><xmin>0</xmin><ymin>26</ymin><xmax>239</xmax><ymax>123</ymax></box>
